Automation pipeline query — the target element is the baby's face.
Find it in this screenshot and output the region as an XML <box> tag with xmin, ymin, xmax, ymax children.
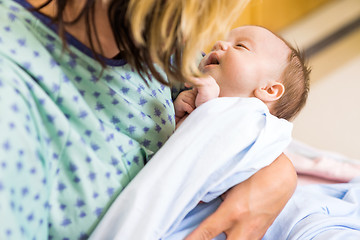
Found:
<box><xmin>199</xmin><ymin>26</ymin><xmax>290</xmax><ymax>97</ymax></box>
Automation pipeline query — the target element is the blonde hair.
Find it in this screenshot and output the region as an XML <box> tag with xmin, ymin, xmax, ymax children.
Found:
<box><xmin>127</xmin><ymin>0</ymin><xmax>251</xmax><ymax>85</ymax></box>
<box><xmin>37</xmin><ymin>0</ymin><xmax>250</xmax><ymax>85</ymax></box>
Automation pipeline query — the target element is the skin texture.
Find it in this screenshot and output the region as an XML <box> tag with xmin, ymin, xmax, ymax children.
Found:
<box><xmin>199</xmin><ymin>26</ymin><xmax>288</xmax><ymax>99</ymax></box>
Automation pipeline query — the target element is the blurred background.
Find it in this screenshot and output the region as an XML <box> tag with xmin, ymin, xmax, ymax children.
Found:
<box><xmin>224</xmin><ymin>0</ymin><xmax>360</xmax><ymax>160</ymax></box>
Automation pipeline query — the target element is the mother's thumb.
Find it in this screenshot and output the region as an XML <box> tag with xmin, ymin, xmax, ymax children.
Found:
<box><xmin>184</xmin><ymin>210</ymin><xmax>230</xmax><ymax>240</ymax></box>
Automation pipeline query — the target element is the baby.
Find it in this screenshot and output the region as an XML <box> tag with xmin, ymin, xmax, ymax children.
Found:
<box><xmin>90</xmin><ymin>25</ymin><xmax>311</xmax><ymax>240</ymax></box>
<box><xmin>175</xmin><ymin>25</ymin><xmax>310</xmax><ymax>126</ymax></box>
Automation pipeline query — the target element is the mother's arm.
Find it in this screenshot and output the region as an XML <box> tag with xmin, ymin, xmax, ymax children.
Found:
<box><xmin>186</xmin><ymin>153</ymin><xmax>297</xmax><ymax>240</ymax></box>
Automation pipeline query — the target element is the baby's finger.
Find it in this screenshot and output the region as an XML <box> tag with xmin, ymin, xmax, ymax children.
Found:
<box><xmin>184</xmin><ymin>82</ymin><xmax>192</xmax><ymax>88</ymax></box>
<box><xmin>181</xmin><ymin>92</ymin><xmax>196</xmax><ymax>110</ymax></box>
<box><xmin>188</xmin><ymin>76</ymin><xmax>205</xmax><ymax>87</ymax></box>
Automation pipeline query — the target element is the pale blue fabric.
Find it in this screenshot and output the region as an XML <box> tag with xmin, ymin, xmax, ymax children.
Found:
<box><xmin>264</xmin><ymin>177</ymin><xmax>360</xmax><ymax>240</ymax></box>
<box><xmin>91</xmin><ymin>97</ymin><xmax>360</xmax><ymax>240</ymax></box>
<box><xmin>168</xmin><ymin>178</ymin><xmax>360</xmax><ymax>240</ymax></box>
<box><xmin>90</xmin><ymin>97</ymin><xmax>293</xmax><ymax>239</ymax></box>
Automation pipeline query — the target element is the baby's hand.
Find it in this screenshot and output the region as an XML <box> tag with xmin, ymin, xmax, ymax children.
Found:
<box><xmin>174</xmin><ymin>75</ymin><xmax>219</xmax><ymax>128</ymax></box>
<box><xmin>174</xmin><ymin>89</ymin><xmax>197</xmax><ymax>124</ymax></box>
<box><xmin>189</xmin><ymin>75</ymin><xmax>220</xmax><ymax>107</ymax></box>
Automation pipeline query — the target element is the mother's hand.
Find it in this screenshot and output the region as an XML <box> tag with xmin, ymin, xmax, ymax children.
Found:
<box><xmin>185</xmin><ymin>153</ymin><xmax>297</xmax><ymax>240</ymax></box>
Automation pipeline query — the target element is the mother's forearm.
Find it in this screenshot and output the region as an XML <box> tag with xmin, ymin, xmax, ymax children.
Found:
<box><xmin>186</xmin><ymin>153</ymin><xmax>297</xmax><ymax>240</ymax></box>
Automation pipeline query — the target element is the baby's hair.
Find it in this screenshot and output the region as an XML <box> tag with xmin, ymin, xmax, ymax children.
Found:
<box><xmin>272</xmin><ymin>41</ymin><xmax>311</xmax><ymax>121</ymax></box>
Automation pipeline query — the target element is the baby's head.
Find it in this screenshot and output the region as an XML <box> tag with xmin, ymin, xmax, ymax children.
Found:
<box><xmin>199</xmin><ymin>25</ymin><xmax>310</xmax><ymax>120</ymax></box>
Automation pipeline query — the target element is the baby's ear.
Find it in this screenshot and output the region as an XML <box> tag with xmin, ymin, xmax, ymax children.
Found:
<box><xmin>254</xmin><ymin>82</ymin><xmax>284</xmax><ymax>102</ymax></box>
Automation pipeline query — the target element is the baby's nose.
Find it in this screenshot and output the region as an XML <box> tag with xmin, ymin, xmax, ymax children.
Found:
<box><xmin>212</xmin><ymin>40</ymin><xmax>229</xmax><ymax>51</ymax></box>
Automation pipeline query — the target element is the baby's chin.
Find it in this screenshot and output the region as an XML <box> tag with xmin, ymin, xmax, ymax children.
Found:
<box><xmin>198</xmin><ymin>66</ymin><xmax>220</xmax><ymax>83</ymax></box>
<box><xmin>199</xmin><ymin>66</ymin><xmax>213</xmax><ymax>75</ymax></box>
<box><xmin>198</xmin><ymin>64</ymin><xmax>205</xmax><ymax>73</ymax></box>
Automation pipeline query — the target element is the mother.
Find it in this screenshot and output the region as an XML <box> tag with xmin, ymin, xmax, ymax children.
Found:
<box><xmin>0</xmin><ymin>0</ymin><xmax>297</xmax><ymax>239</ymax></box>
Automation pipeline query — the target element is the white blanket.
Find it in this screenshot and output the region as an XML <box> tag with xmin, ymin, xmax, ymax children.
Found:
<box><xmin>90</xmin><ymin>97</ymin><xmax>292</xmax><ymax>239</ymax></box>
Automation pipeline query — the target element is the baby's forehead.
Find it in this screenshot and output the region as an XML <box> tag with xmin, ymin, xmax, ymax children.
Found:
<box><xmin>230</xmin><ymin>26</ymin><xmax>290</xmax><ymax>56</ymax></box>
<box><xmin>229</xmin><ymin>26</ymin><xmax>281</xmax><ymax>43</ymax></box>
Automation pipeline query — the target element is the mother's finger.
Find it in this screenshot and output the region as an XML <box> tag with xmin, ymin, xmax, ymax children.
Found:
<box><xmin>185</xmin><ymin>204</ymin><xmax>231</xmax><ymax>240</ymax></box>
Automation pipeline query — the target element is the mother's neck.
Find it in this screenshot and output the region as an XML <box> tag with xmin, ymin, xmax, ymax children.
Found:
<box><xmin>27</xmin><ymin>0</ymin><xmax>120</xmax><ymax>58</ymax></box>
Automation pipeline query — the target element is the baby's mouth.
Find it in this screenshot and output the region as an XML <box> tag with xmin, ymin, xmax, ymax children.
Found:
<box><xmin>199</xmin><ymin>52</ymin><xmax>220</xmax><ymax>72</ymax></box>
<box><xmin>205</xmin><ymin>53</ymin><xmax>220</xmax><ymax>66</ymax></box>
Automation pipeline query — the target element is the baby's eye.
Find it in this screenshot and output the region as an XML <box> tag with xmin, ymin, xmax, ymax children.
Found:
<box><xmin>235</xmin><ymin>43</ymin><xmax>246</xmax><ymax>49</ymax></box>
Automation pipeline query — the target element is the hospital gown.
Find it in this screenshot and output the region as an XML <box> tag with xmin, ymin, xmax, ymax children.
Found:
<box><xmin>0</xmin><ymin>0</ymin><xmax>179</xmax><ymax>239</ymax></box>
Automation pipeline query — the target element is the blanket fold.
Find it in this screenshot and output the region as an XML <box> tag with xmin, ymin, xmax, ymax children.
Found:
<box><xmin>89</xmin><ymin>97</ymin><xmax>292</xmax><ymax>240</ymax></box>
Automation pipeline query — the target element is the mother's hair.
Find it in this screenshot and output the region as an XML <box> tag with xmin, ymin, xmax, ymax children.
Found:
<box><xmin>35</xmin><ymin>0</ymin><xmax>250</xmax><ymax>85</ymax></box>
